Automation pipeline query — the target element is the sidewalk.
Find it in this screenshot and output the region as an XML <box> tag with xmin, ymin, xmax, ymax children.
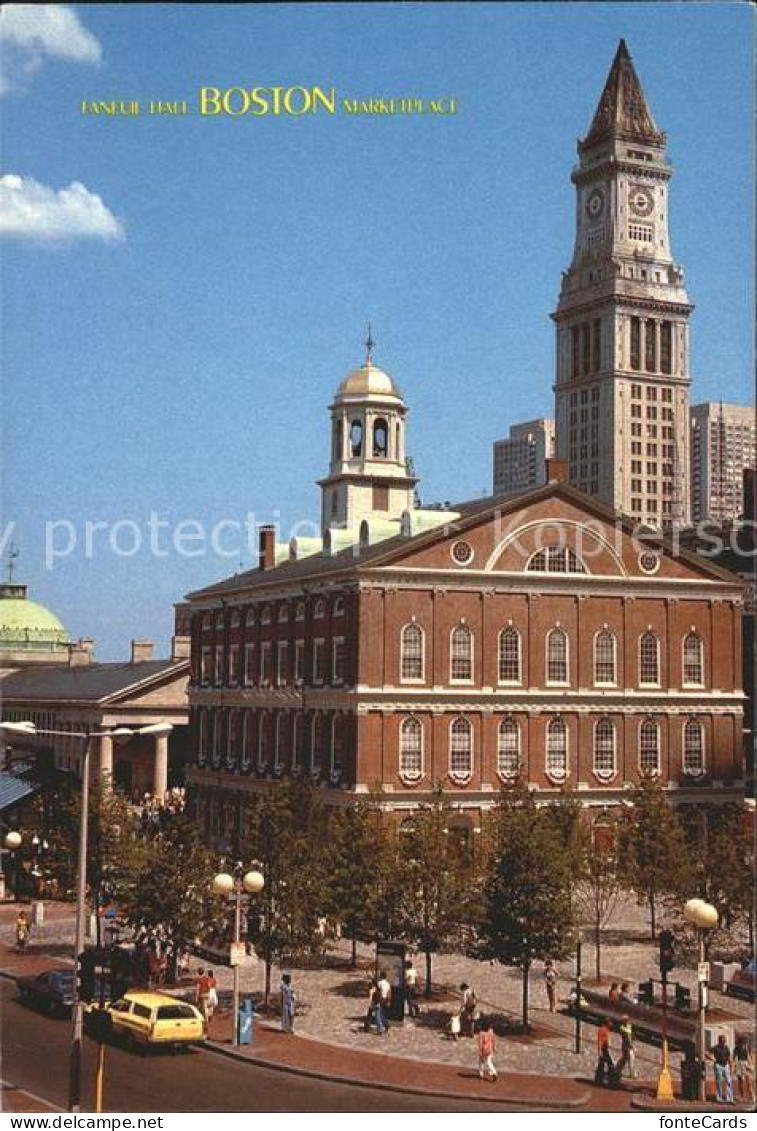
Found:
<box><xmin>1</xmin><ymin>1082</ymin><xmax>61</xmax><ymax>1114</ymax></box>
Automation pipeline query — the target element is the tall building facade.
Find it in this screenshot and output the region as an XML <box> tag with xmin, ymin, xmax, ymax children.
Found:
<box><xmin>690</xmin><ymin>402</ymin><xmax>756</xmax><ymax>523</ymax></box>
<box><xmin>492</xmin><ymin>419</ymin><xmax>555</xmax><ymax>497</ymax></box>
<box><xmin>554</xmin><ymin>40</ymin><xmax>692</xmax><ymax>529</ymax></box>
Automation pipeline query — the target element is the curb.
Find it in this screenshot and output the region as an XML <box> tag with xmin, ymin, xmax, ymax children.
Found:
<box><xmin>630</xmin><ymin>1096</ymin><xmax>754</xmax><ymax>1113</ymax></box>
<box><xmin>201</xmin><ymin>1039</ymin><xmax>591</xmax><ymax>1110</ymax></box>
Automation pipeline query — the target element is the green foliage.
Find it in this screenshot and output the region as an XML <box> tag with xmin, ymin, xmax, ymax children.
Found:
<box><xmin>573</xmin><ymin>824</ymin><xmax>622</xmax><ymax>980</ymax></box>
<box><xmin>327</xmin><ymin>798</ymin><xmax>388</xmax><ymax>959</ymax></box>
<box><xmin>679</xmin><ymin>803</ymin><xmax>754</xmax><ymax>931</ymax></box>
<box><xmin>616</xmin><ymin>776</ymin><xmax>688</xmax><ymax>938</ymax></box>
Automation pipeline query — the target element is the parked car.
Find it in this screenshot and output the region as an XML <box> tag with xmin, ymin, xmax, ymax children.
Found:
<box><xmin>16</xmin><ymin>968</ymin><xmax>75</xmax><ymax>1015</ymax></box>
<box><xmin>100</xmin><ymin>991</ymin><xmax>206</xmax><ymax>1051</ymax></box>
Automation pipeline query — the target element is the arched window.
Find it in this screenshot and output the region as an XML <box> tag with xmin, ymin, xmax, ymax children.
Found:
<box><xmin>546</xmin><ymin>716</ymin><xmax>568</xmax><ymax>781</ymax></box>
<box><xmin>401</xmin><ymin>623</ymin><xmax>424</xmax><ymax>682</ymax></box>
<box><xmin>333</xmin><ymin>418</ymin><xmax>343</xmax><ymax>462</ymax></box>
<box><xmin>683</xmin><ymin>632</ymin><xmax>703</xmax><ymax>686</ymax></box>
<box><xmin>498</xmin><ymin>627</ymin><xmax>521</xmax><ymax>684</ymax></box>
<box><xmin>373</xmin><ymin>418</ymin><xmax>388</xmax><ymax>457</ymax></box>
<box><xmin>331</xmin><ymin>714</ymin><xmax>344</xmax><ymax>775</ymax></box>
<box><xmin>350</xmin><ymin>419</ymin><xmax>363</xmax><ymax>457</ymax></box>
<box><xmin>594</xmin><ymin>629</ymin><xmax>616</xmax><ymax>685</ymax></box>
<box><xmin>230</xmin><ymin>610</ymin><xmax>241</xmax><ymax>629</ymax></box>
<box><xmin>450</xmin><ymin>624</ymin><xmax>473</xmax><ymax>682</ymax></box>
<box><xmin>241</xmin><ymin>711</ymin><xmax>253</xmax><ymax>772</ymax></box>
<box><xmin>245</xmin><ymin>608</ymin><xmax>256</xmax><ymax>627</ymax></box>
<box><xmin>497</xmin><ymin>717</ymin><xmax>520</xmax><ymax>778</ymax></box>
<box><xmin>333</xmin><ymin>596</ymin><xmax>345</xmax><ymax>618</ymax></box>
<box><xmin>257</xmin><ymin>711</ymin><xmax>270</xmax><ymax>770</ymax></box>
<box><xmin>278</xmin><ymin>604</ymin><xmax>289</xmax><ymax>623</ymax></box>
<box><xmin>593</xmin><ymin>718</ymin><xmax>616</xmax><ymax>780</ymax></box>
<box><xmin>683</xmin><ymin>719</ymin><xmax>705</xmax><ymax>777</ymax></box>
<box><xmin>399</xmin><ymin>716</ymin><xmax>423</xmax><ymax>782</ymax></box>
<box><xmin>546</xmin><ymin>628</ymin><xmax>568</xmax><ymax>684</ymax></box>
<box><xmin>295</xmin><ymin>601</ymin><xmax>305</xmax><ymax>622</ymax></box>
<box><xmin>201</xmin><ymin>614</ymin><xmax>211</xmax><ymax>631</ymax></box>
<box><xmin>313</xmin><ymin>598</ymin><xmax>326</xmax><ymax>620</ymax></box>
<box><xmin>527</xmin><ymin>546</ymin><xmax>587</xmax><ymax>574</ymax></box>
<box><xmin>449</xmin><ymin>716</ymin><xmax>473</xmax><ymax>782</ymax></box>
<box><xmin>260</xmin><ymin>604</ymin><xmax>272</xmax><ymax>625</ymax></box>
<box><xmin>639</xmin><ymin>718</ymin><xmax>660</xmax><ymax>775</ymax></box>
<box><xmin>639</xmin><ymin>632</ymin><xmax>660</xmax><ymax>686</ymax></box>
<box><xmin>215</xmin><ymin>613</ymin><xmax>224</xmax><ymax>630</ymax></box>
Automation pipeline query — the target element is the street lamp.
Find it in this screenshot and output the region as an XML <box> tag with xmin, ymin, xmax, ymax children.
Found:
<box><xmin>212</xmin><ymin>864</ymin><xmax>264</xmax><ymax>1045</ymax></box>
<box><xmin>0</xmin><ymin>829</ymin><xmax>23</xmax><ymax>900</ymax></box>
<box><xmin>0</xmin><ymin>719</ymin><xmax>173</xmax><ymax>1112</ymax></box>
<box><xmin>684</xmin><ymin>897</ymin><xmax>719</xmax><ymax>1103</ymax></box>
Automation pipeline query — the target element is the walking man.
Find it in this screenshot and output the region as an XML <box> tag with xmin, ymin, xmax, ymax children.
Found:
<box><xmin>280</xmin><ymin>973</ymin><xmax>295</xmax><ymax>1033</ymax></box>
<box><xmin>404</xmin><ymin>960</ymin><xmax>420</xmax><ymax>1019</ymax></box>
<box><xmin>710</xmin><ymin>1035</ymin><xmax>734</xmax><ymax>1104</ymax></box>
<box><xmin>377</xmin><ymin>969</ymin><xmax>391</xmax><ymax>1035</ymax></box>
<box><xmin>477</xmin><ymin>1020</ymin><xmax>498</xmax><ymax>1081</ymax></box>
<box><xmin>617</xmin><ymin>1016</ymin><xmax>637</xmax><ymax>1079</ymax></box>
<box><xmin>595</xmin><ymin>1018</ymin><xmax>614</xmax><ymax>1086</ymax></box>
<box><xmin>544</xmin><ymin>959</ymin><xmax>557</xmax><ymax>1013</ymax></box>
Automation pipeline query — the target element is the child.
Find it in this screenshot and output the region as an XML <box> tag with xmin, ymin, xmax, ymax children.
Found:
<box><xmin>477</xmin><ymin>1020</ymin><xmax>498</xmax><ymax>1081</ymax></box>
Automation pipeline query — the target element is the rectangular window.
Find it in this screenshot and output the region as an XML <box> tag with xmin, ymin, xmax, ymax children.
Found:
<box><xmin>260</xmin><ymin>642</ymin><xmax>272</xmax><ymax>686</ymax></box>
<box><xmin>276</xmin><ymin>641</ymin><xmax>288</xmax><ymax>686</ymax></box>
<box><xmin>332</xmin><ymin>637</ymin><xmax>346</xmax><ymax>685</ymax></box>
<box><xmin>372</xmin><ymin>485</ymin><xmax>389</xmax><ymax>511</ymax></box>
<box><xmin>592</xmin><ymin>319</ymin><xmax>601</xmax><ymax>372</ymax></box>
<box><xmin>313</xmin><ymin>639</ymin><xmax>325</xmax><ymax>685</ymax></box>
<box><xmin>200</xmin><ymin>646</ymin><xmax>211</xmax><ymax>686</ymax></box>
<box><xmin>571</xmin><ymin>326</ymin><xmax>580</xmax><ymax>379</ymax></box>
<box><xmin>244</xmin><ymin>643</ymin><xmax>255</xmax><ymax>686</ymax></box>
<box><xmin>214</xmin><ymin>645</ymin><xmax>224</xmax><ymax>687</ymax></box>
<box><xmin>581</xmin><ymin>323</ymin><xmax>591</xmax><ymax>376</ymax></box>
<box><xmin>228</xmin><ymin>644</ymin><xmax>239</xmax><ymax>686</ymax></box>
<box><xmin>660</xmin><ymin>322</ymin><xmax>672</xmax><ymax>374</ymax></box>
<box><xmin>294</xmin><ymin>640</ymin><xmax>305</xmax><ymax>684</ymax></box>
<box><xmin>645</xmin><ymin>321</ymin><xmax>657</xmax><ymax>372</ymax></box>
<box><xmin>630</xmin><ymin>317</ymin><xmax>641</xmax><ymax>370</ymax></box>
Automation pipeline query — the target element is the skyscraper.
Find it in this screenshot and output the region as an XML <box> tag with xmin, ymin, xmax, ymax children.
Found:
<box><xmin>553</xmin><ymin>40</ymin><xmax>692</xmax><ymax>528</ymax></box>
<box><xmin>492</xmin><ymin>419</ymin><xmax>555</xmax><ymax>496</ymax></box>
<box><xmin>691</xmin><ymin>402</ymin><xmax>756</xmax><ymax>523</ymax></box>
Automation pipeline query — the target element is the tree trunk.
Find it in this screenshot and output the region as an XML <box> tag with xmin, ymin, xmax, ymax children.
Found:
<box><xmin>350</xmin><ymin>928</ymin><xmax>357</xmax><ymax>968</ymax></box>
<box><xmin>522</xmin><ymin>963</ymin><xmax>531</xmax><ymax>1031</ymax></box>
<box><xmin>594</xmin><ymin>917</ymin><xmax>601</xmax><ymax>980</ymax></box>
<box><xmin>264</xmin><ymin>948</ymin><xmax>272</xmax><ymax>1006</ymax></box>
<box><xmin>748</xmin><ymin>910</ymin><xmax>755</xmax><ymax>958</ymax></box>
<box><xmin>425</xmin><ymin>949</ymin><xmax>433</xmax><ymax>998</ymax></box>
<box><xmin>649</xmin><ymin>893</ymin><xmax>657</xmax><ymax>939</ymax></box>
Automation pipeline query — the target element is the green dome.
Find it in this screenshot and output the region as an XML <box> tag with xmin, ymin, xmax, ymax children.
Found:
<box><xmin>0</xmin><ymin>590</ymin><xmax>70</xmax><ymax>652</ymax></box>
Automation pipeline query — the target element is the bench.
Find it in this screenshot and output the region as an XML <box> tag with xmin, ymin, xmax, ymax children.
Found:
<box><xmin>569</xmin><ymin>987</ymin><xmax>696</xmax><ymax>1052</ymax></box>
<box><xmin>725</xmin><ymin>969</ymin><xmax>756</xmax><ymax>1003</ymax></box>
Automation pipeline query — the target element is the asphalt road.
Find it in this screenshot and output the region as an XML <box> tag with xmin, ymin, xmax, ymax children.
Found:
<box><xmin>1</xmin><ymin>981</ymin><xmax>510</xmax><ymax>1113</ymax></box>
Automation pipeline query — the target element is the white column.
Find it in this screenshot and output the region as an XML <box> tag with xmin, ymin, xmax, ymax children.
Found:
<box><xmin>99</xmin><ymin>733</ymin><xmax>113</xmax><ymax>785</ymax></box>
<box><xmin>154</xmin><ymin>733</ymin><xmax>169</xmax><ymax>799</ymax></box>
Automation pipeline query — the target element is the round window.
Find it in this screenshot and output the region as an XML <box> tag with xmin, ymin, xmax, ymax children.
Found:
<box><xmin>639</xmin><ymin>550</ymin><xmax>660</xmax><ymax>575</ymax></box>
<box><xmin>451</xmin><ymin>540</ymin><xmax>474</xmax><ymax>566</ymax></box>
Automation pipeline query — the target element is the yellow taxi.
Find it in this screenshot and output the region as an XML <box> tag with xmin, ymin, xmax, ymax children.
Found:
<box><xmin>104</xmin><ymin>991</ymin><xmax>206</xmax><ymax>1051</ymax></box>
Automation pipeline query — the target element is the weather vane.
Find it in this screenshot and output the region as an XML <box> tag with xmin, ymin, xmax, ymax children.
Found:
<box><xmin>5</xmin><ymin>544</ymin><xmax>19</xmax><ymax>584</ymax></box>
<box><xmin>365</xmin><ymin>321</ymin><xmax>375</xmax><ymax>364</ymax></box>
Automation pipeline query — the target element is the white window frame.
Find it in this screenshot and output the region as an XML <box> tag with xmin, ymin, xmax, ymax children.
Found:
<box><xmin>498</xmin><ymin>626</ymin><xmax>522</xmax><ymax>685</ymax></box>
<box><xmin>226</xmin><ymin>709</ymin><xmax>238</xmax><ymax>769</ymax></box>
<box><xmin>244</xmin><ymin>643</ymin><xmax>255</xmax><ymax>686</ymax></box>
<box><xmin>313</xmin><ymin>598</ymin><xmax>326</xmax><ymax>620</ymax></box>
<box><xmin>399</xmin><ymin>716</ymin><xmax>423</xmax><ymax>783</ymax></box>
<box><xmin>332</xmin><ymin>636</ymin><xmax>346</xmax><ymax>685</ymax></box>
<box><xmin>276</xmin><ymin>640</ymin><xmax>288</xmax><ymax>686</ymax></box>
<box><xmin>228</xmin><ymin>644</ymin><xmax>239</xmax><ymax>687</ymax></box>
<box><xmin>683</xmin><ymin>718</ymin><xmax>705</xmax><ymax>777</ymax></box>
<box><xmin>526</xmin><ymin>545</ymin><xmax>587</xmax><ymax>574</ymax></box>
<box><xmin>593</xmin><ymin>628</ymin><xmax>617</xmax><ymax>686</ymax></box>
<box><xmin>313</xmin><ymin>638</ymin><xmax>325</xmax><ymax>685</ymax></box>
<box><xmin>638</xmin><ymin>717</ymin><xmax>660</xmax><ymax>775</ymax></box>
<box><xmin>639</xmin><ymin>631</ymin><xmax>660</xmax><ymax>687</ymax></box>
<box><xmin>259</xmin><ymin>642</ymin><xmax>272</xmax><ymax>687</ymax></box>
<box><xmin>294</xmin><ymin>639</ymin><xmax>305</xmax><ymax>685</ymax></box>
<box><xmin>400</xmin><ymin>622</ymin><xmax>425</xmax><ymax>683</ymax></box>
<box><xmin>295</xmin><ymin>601</ymin><xmax>306</xmax><ymax>622</ymax></box>
<box><xmin>449</xmin><ymin>716</ymin><xmax>473</xmax><ymax>784</ymax></box>
<box><xmin>546</xmin><ymin>628</ymin><xmax>569</xmax><ymax>686</ymax></box>
<box><xmin>214</xmin><ymin>644</ymin><xmax>224</xmax><ymax>687</ymax></box>
<box><xmin>245</xmin><ymin>608</ymin><xmax>256</xmax><ymax>627</ymax></box>
<box><xmin>333</xmin><ymin>596</ymin><xmax>345</xmax><ymax>618</ymax></box>
<box><xmin>260</xmin><ymin>605</ymin><xmax>272</xmax><ymax>625</ymax></box>
<box><xmin>450</xmin><ymin>624</ymin><xmax>474</xmax><ymax>684</ymax></box>
<box><xmin>200</xmin><ymin>645</ymin><xmax>211</xmax><ymax>686</ymax></box>
<box><xmin>497</xmin><ymin>716</ymin><xmax>520</xmax><ymax>780</ymax></box>
<box><xmin>311</xmin><ymin>713</ymin><xmax>323</xmax><ymax>771</ymax></box>
<box><xmin>331</xmin><ymin>714</ymin><xmax>344</xmax><ymax>775</ymax></box>
<box><xmin>592</xmin><ymin>718</ymin><xmax>616</xmax><ymax>781</ymax></box>
<box><xmin>546</xmin><ymin>716</ymin><xmax>568</xmax><ymax>782</ymax></box>
<box><xmin>257</xmin><ymin>711</ymin><xmax>269</xmax><ymax>770</ymax></box>
<box><xmin>240</xmin><ymin>712</ymin><xmax>252</xmax><ymax>772</ymax></box>
<box><xmin>278</xmin><ymin>604</ymin><xmax>289</xmax><ymax>624</ymax></box>
<box><xmin>682</xmin><ymin>632</ymin><xmax>704</xmax><ymax>688</ymax></box>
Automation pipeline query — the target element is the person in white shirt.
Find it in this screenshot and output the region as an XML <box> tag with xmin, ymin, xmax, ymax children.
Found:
<box><xmin>404</xmin><ymin>960</ymin><xmax>420</xmax><ymax>1018</ymax></box>
<box><xmin>377</xmin><ymin>970</ymin><xmax>391</xmax><ymax>1034</ymax></box>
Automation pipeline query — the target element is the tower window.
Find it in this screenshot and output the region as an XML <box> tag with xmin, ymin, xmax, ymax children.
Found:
<box><xmin>333</xmin><ymin>419</ymin><xmax>343</xmax><ymax>462</ymax></box>
<box><xmin>592</xmin><ymin>319</ymin><xmax>601</xmax><ymax>372</ymax></box>
<box><xmin>373</xmin><ymin>418</ymin><xmax>388</xmax><ymax>458</ymax></box>
<box><xmin>660</xmin><ymin>322</ymin><xmax>672</xmax><ymax>374</ymax></box>
<box><xmin>350</xmin><ymin>419</ymin><xmax>363</xmax><ymax>457</ymax></box>
<box><xmin>571</xmin><ymin>326</ymin><xmax>580</xmax><ymax>380</ymax></box>
<box><xmin>630</xmin><ymin>318</ymin><xmax>641</xmax><ymax>371</ymax></box>
<box><xmin>645</xmin><ymin>320</ymin><xmax>657</xmax><ymax>372</ymax></box>
<box><xmin>581</xmin><ymin>324</ymin><xmax>591</xmax><ymax>376</ymax></box>
<box><xmin>372</xmin><ymin>484</ymin><xmax>389</xmax><ymax>511</ymax></box>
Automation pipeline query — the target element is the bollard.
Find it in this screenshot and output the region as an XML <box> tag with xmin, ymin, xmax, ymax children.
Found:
<box><xmin>237</xmin><ymin>998</ymin><xmax>254</xmax><ymax>1046</ymax></box>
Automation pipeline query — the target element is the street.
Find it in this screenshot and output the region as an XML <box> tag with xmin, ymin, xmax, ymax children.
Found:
<box><xmin>0</xmin><ymin>981</ymin><xmax>512</xmax><ymax>1113</ymax></box>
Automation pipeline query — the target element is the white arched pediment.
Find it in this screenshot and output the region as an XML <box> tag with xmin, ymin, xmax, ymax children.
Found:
<box><xmin>485</xmin><ymin>519</ymin><xmax>628</xmax><ymax>577</ymax></box>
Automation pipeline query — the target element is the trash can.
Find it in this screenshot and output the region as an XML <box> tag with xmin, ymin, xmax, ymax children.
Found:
<box><xmin>237</xmin><ymin>998</ymin><xmax>254</xmax><ymax>1045</ymax></box>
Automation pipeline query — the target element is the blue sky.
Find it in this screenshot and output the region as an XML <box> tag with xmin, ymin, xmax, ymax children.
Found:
<box><xmin>1</xmin><ymin>2</ymin><xmax>753</xmax><ymax>659</ymax></box>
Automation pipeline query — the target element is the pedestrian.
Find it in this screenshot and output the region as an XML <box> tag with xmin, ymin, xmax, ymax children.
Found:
<box><xmin>608</xmin><ymin>982</ymin><xmax>620</xmax><ymax>1004</ymax></box>
<box><xmin>733</xmin><ymin>1035</ymin><xmax>753</xmax><ymax>1104</ymax></box>
<box><xmin>280</xmin><ymin>973</ymin><xmax>295</xmax><ymax>1033</ymax></box>
<box><xmin>477</xmin><ymin>1019</ymin><xmax>498</xmax><ymax>1081</ymax></box>
<box><xmin>544</xmin><ymin>959</ymin><xmax>557</xmax><ymax>1013</ymax></box>
<box><xmin>404</xmin><ymin>959</ymin><xmax>420</xmax><ymax>1019</ymax></box>
<box><xmin>364</xmin><ymin>978</ymin><xmax>380</xmax><ymax>1033</ymax></box>
<box><xmin>460</xmin><ymin>982</ymin><xmax>477</xmax><ymax>1037</ymax></box>
<box><xmin>709</xmin><ymin>1034</ymin><xmax>734</xmax><ymax>1104</ymax></box>
<box><xmin>617</xmin><ymin>1016</ymin><xmax>637</xmax><ymax>1079</ymax></box>
<box><xmin>206</xmin><ymin>969</ymin><xmax>218</xmax><ymax>1022</ymax></box>
<box><xmin>377</xmin><ymin>969</ymin><xmax>391</xmax><ymax>1035</ymax></box>
<box><xmin>619</xmin><ymin>981</ymin><xmax>633</xmax><ymax>1004</ymax></box>
<box><xmin>594</xmin><ymin>1018</ymin><xmax>614</xmax><ymax>1086</ymax></box>
<box><xmin>15</xmin><ymin>910</ymin><xmax>30</xmax><ymax>952</ymax></box>
<box><xmin>196</xmin><ymin>967</ymin><xmax>211</xmax><ymax>1020</ymax></box>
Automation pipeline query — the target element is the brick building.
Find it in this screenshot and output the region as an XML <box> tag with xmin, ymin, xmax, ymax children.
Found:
<box><xmin>185</xmin><ymin>461</ymin><xmax>745</xmax><ymax>845</ymax></box>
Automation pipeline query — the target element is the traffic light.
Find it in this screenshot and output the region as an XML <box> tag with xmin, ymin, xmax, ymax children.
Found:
<box><xmin>659</xmin><ymin>929</ymin><xmax>675</xmax><ymax>976</ymax></box>
<box><xmin>77</xmin><ymin>950</ymin><xmax>96</xmax><ymax>1003</ymax></box>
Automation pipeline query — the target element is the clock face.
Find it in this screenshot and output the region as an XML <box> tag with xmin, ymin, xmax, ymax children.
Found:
<box><xmin>585</xmin><ymin>189</ymin><xmax>605</xmax><ymax>220</ymax></box>
<box><xmin>629</xmin><ymin>186</ymin><xmax>654</xmax><ymax>217</ymax></box>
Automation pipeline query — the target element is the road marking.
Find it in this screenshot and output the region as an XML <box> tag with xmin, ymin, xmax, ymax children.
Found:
<box><xmin>0</xmin><ymin>1079</ymin><xmax>64</xmax><ymax>1113</ymax></box>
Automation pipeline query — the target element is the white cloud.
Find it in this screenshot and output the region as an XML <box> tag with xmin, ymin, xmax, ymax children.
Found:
<box><xmin>0</xmin><ymin>6</ymin><xmax>102</xmax><ymax>94</ymax></box>
<box><xmin>0</xmin><ymin>175</ymin><xmax>124</xmax><ymax>244</ymax></box>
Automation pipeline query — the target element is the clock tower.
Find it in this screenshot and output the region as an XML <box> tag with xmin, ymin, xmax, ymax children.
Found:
<box><xmin>553</xmin><ymin>39</ymin><xmax>692</xmax><ymax>527</ymax></box>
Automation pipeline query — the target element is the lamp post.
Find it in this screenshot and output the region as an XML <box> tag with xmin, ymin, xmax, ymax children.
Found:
<box><xmin>212</xmin><ymin>864</ymin><xmax>264</xmax><ymax>1044</ymax></box>
<box><xmin>0</xmin><ymin>719</ymin><xmax>173</xmax><ymax>1112</ymax></box>
<box><xmin>684</xmin><ymin>897</ymin><xmax>719</xmax><ymax>1103</ymax></box>
<box><xmin>0</xmin><ymin>829</ymin><xmax>23</xmax><ymax>901</ymax></box>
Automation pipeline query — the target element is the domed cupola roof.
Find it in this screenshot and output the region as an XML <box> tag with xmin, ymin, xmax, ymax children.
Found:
<box><xmin>0</xmin><ymin>582</ymin><xmax>70</xmax><ymax>653</ymax></box>
<box><xmin>333</xmin><ymin>327</ymin><xmax>405</xmax><ymax>405</ymax></box>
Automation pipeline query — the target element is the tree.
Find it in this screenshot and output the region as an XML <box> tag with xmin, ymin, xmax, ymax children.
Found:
<box><xmin>616</xmin><ymin>776</ymin><xmax>688</xmax><ymax>939</ymax></box>
<box><xmin>573</xmin><ymin>828</ymin><xmax>621</xmax><ymax>980</ymax></box>
<box><xmin>327</xmin><ymin>799</ymin><xmax>386</xmax><ymax>966</ymax></box>
<box><xmin>479</xmin><ymin>788</ymin><xmax>575</xmax><ymax>1029</ymax></box>
<box><xmin>122</xmin><ymin>814</ymin><xmax>220</xmax><ymax>982</ymax></box>
<box><xmin>680</xmin><ymin>803</ymin><xmax>754</xmax><ymax>943</ymax></box>
<box><xmin>393</xmin><ymin>785</ymin><xmax>480</xmax><ymax>995</ymax></box>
